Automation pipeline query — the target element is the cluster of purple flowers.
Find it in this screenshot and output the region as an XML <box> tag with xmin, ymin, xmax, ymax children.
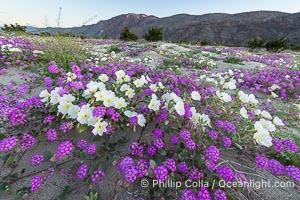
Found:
<box><xmin>215</xmin><ymin>120</ymin><xmax>236</xmax><ymax>133</ymax></box>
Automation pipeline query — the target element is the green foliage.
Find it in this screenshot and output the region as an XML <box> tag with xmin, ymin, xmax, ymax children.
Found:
<box><xmin>106</xmin><ymin>45</ymin><xmax>121</xmax><ymax>54</ymax></box>
<box><xmin>247</xmin><ymin>38</ymin><xmax>266</xmax><ymax>49</ymax></box>
<box><xmin>36</xmin><ymin>36</ymin><xmax>89</xmax><ymax>71</ymax></box>
<box><xmin>200</xmin><ymin>40</ymin><xmax>209</xmax><ymax>46</ymax></box>
<box><xmin>265</xmin><ymin>38</ymin><xmax>288</xmax><ymax>52</ymax></box>
<box><xmin>2</xmin><ymin>23</ymin><xmax>26</xmax><ymax>33</ymax></box>
<box><xmin>120</xmin><ymin>27</ymin><xmax>138</xmax><ymax>41</ymax></box>
<box><xmin>85</xmin><ymin>192</ymin><xmax>98</xmax><ymax>200</ymax></box>
<box><xmin>223</xmin><ymin>57</ymin><xmax>244</xmax><ymax>65</ymax></box>
<box><xmin>143</xmin><ymin>27</ymin><xmax>163</xmax><ymax>42</ymax></box>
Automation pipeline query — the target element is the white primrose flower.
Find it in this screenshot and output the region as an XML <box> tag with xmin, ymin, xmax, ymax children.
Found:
<box><xmin>223</xmin><ymin>79</ymin><xmax>236</xmax><ymax>90</ymax></box>
<box><xmin>261</xmin><ymin>111</ymin><xmax>272</xmax><ymax>120</ymax></box>
<box><xmin>240</xmin><ymin>107</ymin><xmax>249</xmax><ymax>119</ymax></box>
<box><xmin>68</xmin><ymin>105</ymin><xmax>80</xmax><ymax>119</ymax></box>
<box><xmin>92</xmin><ymin>120</ymin><xmax>108</xmax><ymax>136</ymax></box>
<box><xmin>158</xmin><ymin>82</ymin><xmax>164</xmax><ymax>89</ymax></box>
<box><xmin>59</xmin><ymin>94</ymin><xmax>75</xmax><ymax>104</ymax></box>
<box><xmin>124</xmin><ymin>75</ymin><xmax>131</xmax><ymax>82</ymax></box>
<box><xmin>116</xmin><ymin>77</ymin><xmax>124</xmax><ymax>84</ymax></box>
<box><xmin>148</xmin><ymin>98</ymin><xmax>161</xmax><ymax>112</ymax></box>
<box><xmin>238</xmin><ymin>91</ymin><xmax>249</xmax><ymax>103</ymax></box>
<box><xmin>98</xmin><ymin>74</ymin><xmax>109</xmax><ymax>82</ymax></box>
<box><xmin>66</xmin><ymin>72</ymin><xmax>77</xmax><ymax>82</ymax></box>
<box><xmin>273</xmin><ymin>116</ymin><xmax>285</xmax><ymax>126</ymax></box>
<box><xmin>190</xmin><ymin>107</ymin><xmax>200</xmax><ymax>124</ymax></box>
<box><xmin>50</xmin><ymin>87</ymin><xmax>62</xmax><ymax>105</ymax></box>
<box><xmin>115</xmin><ymin>70</ymin><xmax>126</xmax><ymax>78</ymax></box>
<box><xmin>216</xmin><ymin>91</ymin><xmax>232</xmax><ymax>103</ymax></box>
<box><xmin>39</xmin><ymin>89</ymin><xmax>50</xmax><ymax>102</ymax></box>
<box><xmin>114</xmin><ymin>97</ymin><xmax>127</xmax><ymax>109</ymax></box>
<box><xmin>58</xmin><ymin>100</ymin><xmax>73</xmax><ymax>114</ymax></box>
<box><xmin>120</xmin><ymin>84</ymin><xmax>131</xmax><ymax>92</ymax></box>
<box><xmin>254</xmin><ymin>109</ymin><xmax>262</xmax><ymax>116</ymax></box>
<box><xmin>255</xmin><ymin>119</ymin><xmax>276</xmax><ymax>132</ymax></box>
<box><xmin>253</xmin><ymin>129</ymin><xmax>273</xmax><ymax>147</ymax></box>
<box><xmin>191</xmin><ymin>91</ymin><xmax>201</xmax><ymax>101</ymax></box>
<box><xmin>174</xmin><ymin>100</ymin><xmax>185</xmax><ymax>116</ymax></box>
<box><xmin>125</xmin><ymin>88</ymin><xmax>135</xmax><ymax>99</ymax></box>
<box><xmin>137</xmin><ymin>114</ymin><xmax>146</xmax><ymax>127</ymax></box>
<box><xmin>103</xmin><ymin>93</ymin><xmax>116</xmax><ymax>107</ymax></box>
<box><xmin>248</xmin><ymin>94</ymin><xmax>259</xmax><ymax>105</ymax></box>
<box><xmin>271</xmin><ymin>92</ymin><xmax>278</xmax><ymax>98</ymax></box>
<box><xmin>199</xmin><ymin>113</ymin><xmax>211</xmax><ymax>128</ymax></box>
<box><xmin>149</xmin><ymin>84</ymin><xmax>158</xmax><ymax>92</ymax></box>
<box><xmin>77</xmin><ymin>104</ymin><xmax>93</xmax><ymax>125</ymax></box>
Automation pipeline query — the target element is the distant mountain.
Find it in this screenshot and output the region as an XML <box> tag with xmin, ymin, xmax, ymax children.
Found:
<box><xmin>30</xmin><ymin>11</ymin><xmax>300</xmax><ymax>46</ymax></box>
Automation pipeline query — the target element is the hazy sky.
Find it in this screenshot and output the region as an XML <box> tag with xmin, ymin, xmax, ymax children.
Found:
<box><xmin>0</xmin><ymin>0</ymin><xmax>299</xmax><ymax>27</ymax></box>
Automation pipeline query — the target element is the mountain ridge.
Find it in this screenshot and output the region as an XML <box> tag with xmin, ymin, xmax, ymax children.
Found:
<box><xmin>30</xmin><ymin>11</ymin><xmax>300</xmax><ymax>46</ymax></box>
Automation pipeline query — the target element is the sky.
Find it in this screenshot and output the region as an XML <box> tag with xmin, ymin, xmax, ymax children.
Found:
<box><xmin>0</xmin><ymin>0</ymin><xmax>299</xmax><ymax>27</ymax></box>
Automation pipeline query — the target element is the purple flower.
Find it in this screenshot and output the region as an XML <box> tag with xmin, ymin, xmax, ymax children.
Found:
<box><xmin>118</xmin><ymin>156</ymin><xmax>134</xmax><ymax>172</ymax></box>
<box><xmin>30</xmin><ymin>154</ymin><xmax>44</xmax><ymax>166</ymax></box>
<box><xmin>77</xmin><ymin>139</ymin><xmax>88</xmax><ymax>150</ymax></box>
<box><xmin>146</xmin><ymin>146</ymin><xmax>156</xmax><ymax>156</ymax></box>
<box><xmin>153</xmin><ymin>128</ymin><xmax>163</xmax><ymax>137</ymax></box>
<box><xmin>30</xmin><ymin>176</ymin><xmax>44</xmax><ymax>192</ymax></box>
<box><xmin>129</xmin><ymin>142</ymin><xmax>144</xmax><ymax>156</ymax></box>
<box><xmin>178</xmin><ymin>162</ymin><xmax>189</xmax><ymax>173</ymax></box>
<box><xmin>283</xmin><ymin>140</ymin><xmax>299</xmax><ymax>153</ymax></box>
<box><xmin>165</xmin><ymin>158</ymin><xmax>176</xmax><ymax>172</ymax></box>
<box><xmin>188</xmin><ymin>167</ymin><xmax>203</xmax><ymax>181</ymax></box>
<box><xmin>153</xmin><ymin>137</ymin><xmax>164</xmax><ymax>149</ymax></box>
<box><xmin>0</xmin><ymin>136</ymin><xmax>18</xmax><ymax>152</ymax></box>
<box><xmin>272</xmin><ymin>139</ymin><xmax>284</xmax><ymax>153</ymax></box>
<box><xmin>48</xmin><ymin>63</ymin><xmax>59</xmax><ymax>74</ymax></box>
<box><xmin>136</xmin><ymin>159</ymin><xmax>150</xmax><ymax>177</ymax></box>
<box><xmin>20</xmin><ymin>133</ymin><xmax>36</xmax><ymax>151</ymax></box>
<box><xmin>153</xmin><ymin>165</ymin><xmax>169</xmax><ymax>182</ymax></box>
<box><xmin>76</xmin><ymin>164</ymin><xmax>89</xmax><ymax>179</ymax></box>
<box><xmin>86</xmin><ymin>143</ymin><xmax>96</xmax><ymax>155</ymax></box>
<box><xmin>90</xmin><ymin>170</ymin><xmax>105</xmax><ymax>185</ymax></box>
<box><xmin>43</xmin><ymin>115</ymin><xmax>56</xmax><ymax>124</ymax></box>
<box><xmin>197</xmin><ymin>186</ymin><xmax>211</xmax><ymax>200</ymax></box>
<box><xmin>208</xmin><ymin>130</ymin><xmax>218</xmax><ymax>140</ymax></box>
<box><xmin>206</xmin><ymin>161</ymin><xmax>216</xmax><ymax>172</ymax></box>
<box><xmin>214</xmin><ymin>189</ymin><xmax>227</xmax><ymax>200</ymax></box>
<box><xmin>285</xmin><ymin>165</ymin><xmax>300</xmax><ymax>182</ymax></box>
<box><xmin>92</xmin><ymin>106</ymin><xmax>106</xmax><ymax>118</ymax></box>
<box><xmin>224</xmin><ymin>121</ymin><xmax>236</xmax><ymax>133</ymax></box>
<box><xmin>222</xmin><ymin>136</ymin><xmax>232</xmax><ymax>147</ymax></box>
<box><xmin>216</xmin><ymin>165</ymin><xmax>235</xmax><ymax>182</ymax></box>
<box><xmin>129</xmin><ymin>116</ymin><xmax>138</xmax><ymax>125</ymax></box>
<box><xmin>45</xmin><ymin>129</ymin><xmax>57</xmax><ymax>141</ymax></box>
<box><xmin>185</xmin><ymin>139</ymin><xmax>196</xmax><ymax>149</ymax></box>
<box><xmin>215</xmin><ymin>120</ymin><xmax>224</xmax><ymax>128</ymax></box>
<box><xmin>179</xmin><ymin>129</ymin><xmax>191</xmax><ymax>141</ymax></box>
<box><xmin>170</xmin><ymin>135</ymin><xmax>179</xmax><ymax>144</ymax></box>
<box><xmin>255</xmin><ymin>154</ymin><xmax>269</xmax><ymax>170</ymax></box>
<box><xmin>268</xmin><ymin>159</ymin><xmax>285</xmax><ymax>175</ymax></box>
<box><xmin>125</xmin><ymin>167</ymin><xmax>139</xmax><ymax>183</ymax></box>
<box><xmin>59</xmin><ymin>121</ymin><xmax>73</xmax><ymax>133</ymax></box>
<box><xmin>205</xmin><ymin>145</ymin><xmax>220</xmax><ymax>163</ymax></box>
<box><xmin>56</xmin><ymin>141</ymin><xmax>74</xmax><ymax>160</ymax></box>
<box><xmin>180</xmin><ymin>189</ymin><xmax>197</xmax><ymax>200</ymax></box>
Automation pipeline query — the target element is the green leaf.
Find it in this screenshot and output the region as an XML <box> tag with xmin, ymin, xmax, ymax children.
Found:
<box><xmin>5</xmin><ymin>155</ymin><xmax>14</xmax><ymax>166</ymax></box>
<box><xmin>76</xmin><ymin>124</ymin><xmax>88</xmax><ymax>133</ymax></box>
<box><xmin>0</xmin><ymin>182</ymin><xmax>9</xmax><ymax>191</ymax></box>
<box><xmin>159</xmin><ymin>150</ymin><xmax>167</xmax><ymax>156</ymax></box>
<box><xmin>10</xmin><ymin>172</ymin><xmax>19</xmax><ymax>179</ymax></box>
<box><xmin>0</xmin><ymin>133</ymin><xmax>5</xmax><ymax>140</ymax></box>
<box><xmin>43</xmin><ymin>150</ymin><xmax>52</xmax><ymax>161</ymax></box>
<box><xmin>16</xmin><ymin>186</ymin><xmax>30</xmax><ymax>197</ymax></box>
<box><xmin>150</xmin><ymin>159</ymin><xmax>157</xmax><ymax>169</ymax></box>
<box><xmin>57</xmin><ymin>185</ymin><xmax>71</xmax><ymax>200</ymax></box>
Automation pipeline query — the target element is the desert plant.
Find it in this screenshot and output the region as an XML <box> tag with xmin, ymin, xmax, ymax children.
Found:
<box><xmin>143</xmin><ymin>27</ymin><xmax>163</xmax><ymax>42</ymax></box>
<box><xmin>120</xmin><ymin>27</ymin><xmax>138</xmax><ymax>41</ymax></box>
<box><xmin>2</xmin><ymin>23</ymin><xmax>26</xmax><ymax>33</ymax></box>
<box><xmin>248</xmin><ymin>38</ymin><xmax>266</xmax><ymax>49</ymax></box>
<box><xmin>265</xmin><ymin>38</ymin><xmax>288</xmax><ymax>52</ymax></box>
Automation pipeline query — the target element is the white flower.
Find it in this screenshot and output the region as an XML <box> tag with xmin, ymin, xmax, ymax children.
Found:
<box><xmin>199</xmin><ymin>113</ymin><xmax>211</xmax><ymax>128</ymax></box>
<box><xmin>216</xmin><ymin>91</ymin><xmax>232</xmax><ymax>103</ymax></box>
<box><xmin>39</xmin><ymin>89</ymin><xmax>50</xmax><ymax>102</ymax></box>
<box><xmin>124</xmin><ymin>75</ymin><xmax>131</xmax><ymax>82</ymax></box>
<box><xmin>94</xmin><ymin>90</ymin><xmax>107</xmax><ymax>101</ymax></box>
<box><xmin>191</xmin><ymin>91</ymin><xmax>201</xmax><ymax>101</ymax></box>
<box><xmin>98</xmin><ymin>74</ymin><xmax>109</xmax><ymax>82</ymax></box>
<box><xmin>50</xmin><ymin>87</ymin><xmax>62</xmax><ymax>105</ymax></box>
<box><xmin>190</xmin><ymin>107</ymin><xmax>200</xmax><ymax>124</ymax></box>
<box><xmin>115</xmin><ymin>70</ymin><xmax>126</xmax><ymax>78</ymax></box>
<box><xmin>158</xmin><ymin>82</ymin><xmax>164</xmax><ymax>89</ymax></box>
<box><xmin>68</xmin><ymin>105</ymin><xmax>80</xmax><ymax>119</ymax></box>
<box><xmin>254</xmin><ymin>109</ymin><xmax>262</xmax><ymax>115</ymax></box>
<box><xmin>148</xmin><ymin>98</ymin><xmax>161</xmax><ymax>111</ymax></box>
<box><xmin>175</xmin><ymin>100</ymin><xmax>185</xmax><ymax>116</ymax></box>
<box><xmin>59</xmin><ymin>94</ymin><xmax>75</xmax><ymax>104</ymax></box>
<box><xmin>103</xmin><ymin>93</ymin><xmax>116</xmax><ymax>107</ymax></box>
<box><xmin>273</xmin><ymin>116</ymin><xmax>284</xmax><ymax>126</ymax></box>
<box><xmin>238</xmin><ymin>91</ymin><xmax>249</xmax><ymax>103</ymax></box>
<box><xmin>77</xmin><ymin>104</ymin><xmax>93</xmax><ymax>125</ymax></box>
<box><xmin>58</xmin><ymin>102</ymin><xmax>72</xmax><ymax>115</ymax></box>
<box><xmin>261</xmin><ymin>111</ymin><xmax>272</xmax><ymax>120</ymax></box>
<box><xmin>114</xmin><ymin>98</ymin><xmax>127</xmax><ymax>109</ymax></box>
<box><xmin>254</xmin><ymin>129</ymin><xmax>273</xmax><ymax>147</ymax></box>
<box><xmin>120</xmin><ymin>84</ymin><xmax>130</xmax><ymax>92</ymax></box>
<box><xmin>271</xmin><ymin>92</ymin><xmax>278</xmax><ymax>98</ymax></box>
<box><xmin>149</xmin><ymin>84</ymin><xmax>158</xmax><ymax>92</ymax></box>
<box><xmin>240</xmin><ymin>107</ymin><xmax>249</xmax><ymax>119</ymax></box>
<box><xmin>255</xmin><ymin>119</ymin><xmax>276</xmax><ymax>132</ymax></box>
<box><xmin>137</xmin><ymin>114</ymin><xmax>146</xmax><ymax>127</ymax></box>
<box><xmin>66</xmin><ymin>72</ymin><xmax>77</xmax><ymax>82</ymax></box>
<box><xmin>223</xmin><ymin>80</ymin><xmax>236</xmax><ymax>90</ymax></box>
<box><xmin>125</xmin><ymin>88</ymin><xmax>135</xmax><ymax>99</ymax></box>
<box><xmin>92</xmin><ymin>120</ymin><xmax>108</xmax><ymax>136</ymax></box>
<box><xmin>248</xmin><ymin>94</ymin><xmax>259</xmax><ymax>105</ymax></box>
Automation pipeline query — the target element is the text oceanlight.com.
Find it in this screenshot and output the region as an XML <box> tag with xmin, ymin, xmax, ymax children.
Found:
<box><xmin>140</xmin><ymin>179</ymin><xmax>295</xmax><ymax>189</ymax></box>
